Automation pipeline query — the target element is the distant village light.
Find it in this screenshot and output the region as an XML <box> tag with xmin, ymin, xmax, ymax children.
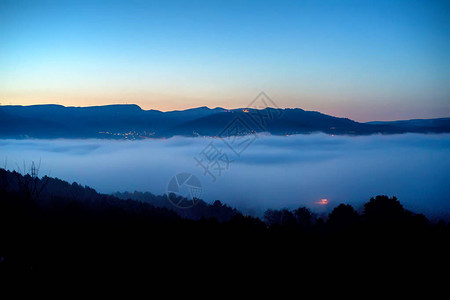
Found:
<box><xmin>316</xmin><ymin>199</ymin><xmax>329</xmax><ymax>205</ymax></box>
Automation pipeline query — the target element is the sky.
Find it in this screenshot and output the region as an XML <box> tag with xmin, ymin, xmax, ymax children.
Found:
<box><xmin>0</xmin><ymin>0</ymin><xmax>449</xmax><ymax>121</ymax></box>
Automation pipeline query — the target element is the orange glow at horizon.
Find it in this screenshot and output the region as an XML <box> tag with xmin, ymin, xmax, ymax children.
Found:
<box><xmin>316</xmin><ymin>199</ymin><xmax>329</xmax><ymax>205</ymax></box>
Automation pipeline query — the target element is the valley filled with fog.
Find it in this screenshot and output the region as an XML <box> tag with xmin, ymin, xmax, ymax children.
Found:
<box><xmin>1</xmin><ymin>133</ymin><xmax>449</xmax><ymax>219</ymax></box>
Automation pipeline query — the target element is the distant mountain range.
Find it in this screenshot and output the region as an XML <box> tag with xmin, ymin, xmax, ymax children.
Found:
<box><xmin>0</xmin><ymin>104</ymin><xmax>449</xmax><ymax>139</ymax></box>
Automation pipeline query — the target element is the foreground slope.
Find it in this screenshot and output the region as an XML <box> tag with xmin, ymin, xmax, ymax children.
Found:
<box><xmin>0</xmin><ymin>168</ymin><xmax>449</xmax><ymax>273</ymax></box>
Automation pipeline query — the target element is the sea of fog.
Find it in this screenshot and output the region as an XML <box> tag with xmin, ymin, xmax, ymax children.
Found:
<box><xmin>1</xmin><ymin>134</ymin><xmax>449</xmax><ymax>219</ymax></box>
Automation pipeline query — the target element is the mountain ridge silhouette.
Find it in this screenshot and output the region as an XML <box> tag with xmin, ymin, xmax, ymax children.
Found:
<box><xmin>1</xmin><ymin>104</ymin><xmax>449</xmax><ymax>139</ymax></box>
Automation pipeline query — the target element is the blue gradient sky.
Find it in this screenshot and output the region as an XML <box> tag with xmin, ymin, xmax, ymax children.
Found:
<box><xmin>1</xmin><ymin>0</ymin><xmax>449</xmax><ymax>121</ymax></box>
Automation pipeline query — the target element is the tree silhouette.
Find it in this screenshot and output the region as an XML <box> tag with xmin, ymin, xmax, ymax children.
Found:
<box><xmin>327</xmin><ymin>203</ymin><xmax>359</xmax><ymax>230</ymax></box>
<box><xmin>264</xmin><ymin>209</ymin><xmax>296</xmax><ymax>227</ymax></box>
<box><xmin>363</xmin><ymin>195</ymin><xmax>408</xmax><ymax>224</ymax></box>
<box><xmin>293</xmin><ymin>206</ymin><xmax>314</xmax><ymax>229</ymax></box>
<box><xmin>264</xmin><ymin>209</ymin><xmax>283</xmax><ymax>227</ymax></box>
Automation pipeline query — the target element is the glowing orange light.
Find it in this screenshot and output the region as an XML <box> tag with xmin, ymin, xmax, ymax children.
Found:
<box><xmin>316</xmin><ymin>199</ymin><xmax>329</xmax><ymax>205</ymax></box>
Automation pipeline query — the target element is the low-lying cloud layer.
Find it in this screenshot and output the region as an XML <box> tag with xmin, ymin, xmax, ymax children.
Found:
<box><xmin>1</xmin><ymin>133</ymin><xmax>449</xmax><ymax>219</ymax></box>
